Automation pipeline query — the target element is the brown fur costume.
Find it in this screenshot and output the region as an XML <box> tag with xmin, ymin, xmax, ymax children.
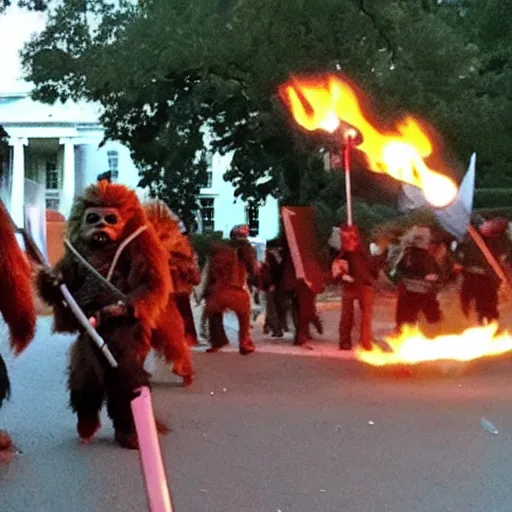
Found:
<box><xmin>37</xmin><ymin>182</ymin><xmax>171</xmax><ymax>449</ymax></box>
<box><xmin>0</xmin><ymin>200</ymin><xmax>37</xmax><ymax>452</ymax></box>
<box><xmin>204</xmin><ymin>239</ymin><xmax>257</xmax><ymax>355</ymax></box>
<box><xmin>143</xmin><ymin>200</ymin><xmax>196</xmax><ymax>385</ymax></box>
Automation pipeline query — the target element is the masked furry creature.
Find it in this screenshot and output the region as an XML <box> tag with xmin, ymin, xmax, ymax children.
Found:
<box><xmin>143</xmin><ymin>200</ymin><xmax>198</xmax><ymax>386</ymax></box>
<box><xmin>393</xmin><ymin>226</ymin><xmax>443</xmax><ymax>329</ymax></box>
<box><xmin>0</xmin><ymin>200</ymin><xmax>37</xmax><ymax>454</ymax></box>
<box><xmin>202</xmin><ymin>225</ymin><xmax>258</xmax><ymax>355</ymax></box>
<box><xmin>37</xmin><ymin>182</ymin><xmax>171</xmax><ymax>449</ymax></box>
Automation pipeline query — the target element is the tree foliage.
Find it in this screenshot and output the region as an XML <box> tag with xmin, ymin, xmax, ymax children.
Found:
<box><xmin>16</xmin><ymin>0</ymin><xmax>512</xmax><ymax>227</ymax></box>
<box><xmin>0</xmin><ymin>0</ymin><xmax>47</xmax><ymax>12</ymax></box>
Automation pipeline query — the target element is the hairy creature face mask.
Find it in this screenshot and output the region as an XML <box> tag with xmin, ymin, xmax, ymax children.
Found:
<box><xmin>81</xmin><ymin>207</ymin><xmax>126</xmax><ymax>247</ymax></box>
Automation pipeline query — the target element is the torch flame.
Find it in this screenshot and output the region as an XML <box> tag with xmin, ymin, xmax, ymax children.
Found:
<box><xmin>279</xmin><ymin>74</ymin><xmax>457</xmax><ymax>208</ymax></box>
<box><xmin>355</xmin><ymin>323</ymin><xmax>512</xmax><ymax>367</ymax></box>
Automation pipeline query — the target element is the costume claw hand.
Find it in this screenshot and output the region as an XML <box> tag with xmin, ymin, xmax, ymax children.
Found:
<box><xmin>332</xmin><ymin>259</ymin><xmax>349</xmax><ymax>278</ymax></box>
<box><xmin>369</xmin><ymin>243</ymin><xmax>383</xmax><ymax>256</ymax></box>
<box><xmin>37</xmin><ymin>267</ymin><xmax>65</xmax><ymax>304</ymax></box>
<box><xmin>103</xmin><ymin>301</ymin><xmax>134</xmax><ymax>318</ymax></box>
<box><xmin>95</xmin><ymin>301</ymin><xmax>135</xmax><ymax>326</ymax></box>
<box><xmin>40</xmin><ymin>268</ymin><xmax>64</xmax><ymax>288</ymax></box>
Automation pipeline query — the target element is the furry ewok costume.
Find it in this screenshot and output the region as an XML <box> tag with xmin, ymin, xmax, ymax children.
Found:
<box><xmin>393</xmin><ymin>226</ymin><xmax>442</xmax><ymax>329</ymax></box>
<box><xmin>144</xmin><ymin>200</ymin><xmax>197</xmax><ymax>386</ymax></box>
<box><xmin>203</xmin><ymin>226</ymin><xmax>258</xmax><ymax>355</ymax></box>
<box><xmin>37</xmin><ymin>182</ymin><xmax>171</xmax><ymax>449</ymax></box>
<box><xmin>0</xmin><ymin>201</ymin><xmax>37</xmax><ymax>453</ymax></box>
<box><xmin>146</xmin><ymin>200</ymin><xmax>201</xmax><ymax>346</ymax></box>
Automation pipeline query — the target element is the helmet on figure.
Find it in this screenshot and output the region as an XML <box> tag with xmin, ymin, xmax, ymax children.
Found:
<box><xmin>230</xmin><ymin>224</ymin><xmax>250</xmax><ymax>241</ymax></box>
<box><xmin>478</xmin><ymin>218</ymin><xmax>509</xmax><ymax>238</ymax></box>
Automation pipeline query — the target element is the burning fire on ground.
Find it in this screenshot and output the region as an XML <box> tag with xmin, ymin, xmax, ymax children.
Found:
<box><xmin>354</xmin><ymin>323</ymin><xmax>512</xmax><ymax>367</ymax></box>
<box><xmin>278</xmin><ymin>74</ymin><xmax>458</xmax><ymax>207</ymax></box>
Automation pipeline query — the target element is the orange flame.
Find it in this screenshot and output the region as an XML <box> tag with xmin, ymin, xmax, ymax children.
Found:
<box><xmin>355</xmin><ymin>323</ymin><xmax>512</xmax><ymax>367</ymax></box>
<box><xmin>278</xmin><ymin>74</ymin><xmax>457</xmax><ymax>208</ymax></box>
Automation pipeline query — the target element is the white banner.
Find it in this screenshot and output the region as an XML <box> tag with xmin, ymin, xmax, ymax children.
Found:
<box><xmin>24</xmin><ymin>178</ymin><xmax>48</xmax><ymax>260</ymax></box>
<box><xmin>398</xmin><ymin>153</ymin><xmax>476</xmax><ymax>241</ymax></box>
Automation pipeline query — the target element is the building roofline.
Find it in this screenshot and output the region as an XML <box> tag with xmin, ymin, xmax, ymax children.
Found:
<box><xmin>0</xmin><ymin>121</ymin><xmax>104</xmax><ymax>128</ymax></box>
<box><xmin>0</xmin><ymin>92</ymin><xmax>30</xmax><ymax>98</ymax></box>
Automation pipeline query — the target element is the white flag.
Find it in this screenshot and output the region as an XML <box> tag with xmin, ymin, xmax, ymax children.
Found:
<box><xmin>398</xmin><ymin>153</ymin><xmax>476</xmax><ymax>241</ymax></box>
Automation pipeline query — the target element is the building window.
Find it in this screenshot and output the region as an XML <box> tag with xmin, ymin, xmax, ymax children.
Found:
<box><xmin>201</xmin><ymin>170</ymin><xmax>213</xmax><ymax>188</ymax></box>
<box><xmin>107</xmin><ymin>150</ymin><xmax>119</xmax><ymax>181</ymax></box>
<box><xmin>45</xmin><ymin>190</ymin><xmax>61</xmax><ymax>211</ymax></box>
<box><xmin>199</xmin><ymin>198</ymin><xmax>215</xmax><ymax>232</ymax></box>
<box><xmin>246</xmin><ymin>204</ymin><xmax>259</xmax><ymax>237</ymax></box>
<box><xmin>45</xmin><ymin>161</ymin><xmax>59</xmax><ymax>189</ymax></box>
<box><xmin>201</xmin><ymin>151</ymin><xmax>213</xmax><ymax>188</ymax></box>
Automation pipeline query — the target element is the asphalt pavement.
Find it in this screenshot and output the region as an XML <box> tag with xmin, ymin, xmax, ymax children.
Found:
<box><xmin>2</xmin><ymin>297</ymin><xmax>512</xmax><ymax>512</ymax></box>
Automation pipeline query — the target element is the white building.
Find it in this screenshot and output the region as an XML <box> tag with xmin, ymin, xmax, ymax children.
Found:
<box><xmin>0</xmin><ymin>6</ymin><xmax>279</xmax><ymax>242</ymax></box>
<box><xmin>0</xmin><ymin>91</ymin><xmax>280</xmax><ymax>241</ymax></box>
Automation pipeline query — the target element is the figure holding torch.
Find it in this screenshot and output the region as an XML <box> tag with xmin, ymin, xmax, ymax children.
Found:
<box><xmin>278</xmin><ymin>73</ymin><xmax>461</xmax><ymax>350</ymax></box>
<box><xmin>337</xmin><ymin>120</ymin><xmax>363</xmax><ymax>226</ymax></box>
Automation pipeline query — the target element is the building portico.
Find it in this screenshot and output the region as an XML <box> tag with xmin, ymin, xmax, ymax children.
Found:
<box><xmin>6</xmin><ymin>132</ymin><xmax>79</xmax><ymax>225</ymax></box>
<box><xmin>0</xmin><ymin>91</ymin><xmax>280</xmax><ymax>242</ymax></box>
<box><xmin>0</xmin><ymin>92</ymin><xmax>108</xmax><ymax>225</ymax></box>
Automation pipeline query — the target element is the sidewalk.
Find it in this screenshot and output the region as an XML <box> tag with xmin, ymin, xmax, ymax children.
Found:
<box><xmin>148</xmin><ymin>287</ymin><xmax>501</xmax><ymax>381</ymax></box>
<box><xmin>187</xmin><ymin>285</ymin><xmax>498</xmax><ymax>361</ymax></box>
<box><xmin>189</xmin><ymin>292</ymin><xmax>397</xmax><ymax>360</ymax></box>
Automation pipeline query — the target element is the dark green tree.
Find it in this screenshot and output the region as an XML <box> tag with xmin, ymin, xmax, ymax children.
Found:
<box><xmin>19</xmin><ymin>0</ymin><xmax>508</xmax><ymax>228</ymax></box>
<box><xmin>0</xmin><ymin>0</ymin><xmax>47</xmax><ymax>12</ymax></box>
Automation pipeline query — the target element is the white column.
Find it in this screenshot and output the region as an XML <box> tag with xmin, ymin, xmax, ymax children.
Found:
<box><xmin>8</xmin><ymin>137</ymin><xmax>28</xmax><ymax>228</ymax></box>
<box><xmin>59</xmin><ymin>137</ymin><xmax>76</xmax><ymax>218</ymax></box>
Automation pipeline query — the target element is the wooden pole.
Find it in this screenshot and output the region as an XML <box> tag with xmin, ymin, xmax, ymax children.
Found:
<box><xmin>467</xmin><ymin>224</ymin><xmax>509</xmax><ymax>287</ymax></box>
<box><xmin>343</xmin><ymin>135</ymin><xmax>354</xmax><ymax>226</ymax></box>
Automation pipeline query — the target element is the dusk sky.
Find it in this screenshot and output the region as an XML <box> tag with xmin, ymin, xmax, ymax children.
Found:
<box><xmin>0</xmin><ymin>5</ymin><xmax>46</xmax><ymax>93</ymax></box>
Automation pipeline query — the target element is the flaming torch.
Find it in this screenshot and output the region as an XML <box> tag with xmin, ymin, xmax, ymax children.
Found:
<box><xmin>278</xmin><ymin>73</ymin><xmax>512</xmax><ymax>370</ymax></box>
<box><xmin>278</xmin><ymin>74</ymin><xmax>458</xmax><ymax>222</ymax></box>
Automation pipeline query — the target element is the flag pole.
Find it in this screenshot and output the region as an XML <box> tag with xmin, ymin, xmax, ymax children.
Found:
<box><xmin>467</xmin><ymin>224</ymin><xmax>510</xmax><ymax>287</ymax></box>
<box><xmin>343</xmin><ymin>134</ymin><xmax>354</xmax><ymax>226</ymax></box>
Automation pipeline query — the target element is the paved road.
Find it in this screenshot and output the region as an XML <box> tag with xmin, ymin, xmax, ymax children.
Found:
<box><xmin>2</xmin><ymin>299</ymin><xmax>512</xmax><ymax>511</ymax></box>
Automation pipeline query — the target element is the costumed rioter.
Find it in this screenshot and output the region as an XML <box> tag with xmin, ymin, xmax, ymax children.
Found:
<box><xmin>202</xmin><ymin>224</ymin><xmax>258</xmax><ymax>355</ymax></box>
<box><xmin>458</xmin><ymin>218</ymin><xmax>511</xmax><ymax>325</ymax></box>
<box><xmin>0</xmin><ymin>201</ymin><xmax>37</xmax><ymax>457</ymax></box>
<box><xmin>332</xmin><ymin>225</ymin><xmax>384</xmax><ymax>351</ymax></box>
<box><xmin>392</xmin><ymin>226</ymin><xmax>443</xmax><ymax>331</ymax></box>
<box><xmin>168</xmin><ymin>219</ymin><xmax>202</xmax><ymax>348</ymax></box>
<box><xmin>144</xmin><ymin>200</ymin><xmax>196</xmax><ymax>386</ymax></box>
<box><xmin>260</xmin><ymin>240</ymin><xmax>288</xmax><ymax>338</ymax></box>
<box><xmin>280</xmin><ymin>239</ymin><xmax>324</xmax><ymax>347</ymax></box>
<box><xmin>37</xmin><ymin>181</ymin><xmax>171</xmax><ymax>449</ymax></box>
